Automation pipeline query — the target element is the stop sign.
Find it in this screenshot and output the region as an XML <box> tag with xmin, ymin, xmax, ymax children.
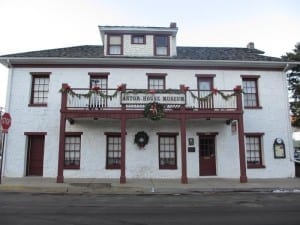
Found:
<box><xmin>1</xmin><ymin>113</ymin><xmax>11</xmax><ymax>133</ymax></box>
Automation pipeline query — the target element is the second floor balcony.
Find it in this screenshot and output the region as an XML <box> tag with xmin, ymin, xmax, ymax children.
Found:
<box><xmin>60</xmin><ymin>84</ymin><xmax>243</xmax><ymax>116</ymax></box>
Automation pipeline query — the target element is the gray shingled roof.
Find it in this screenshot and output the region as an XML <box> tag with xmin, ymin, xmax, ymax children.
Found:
<box><xmin>0</xmin><ymin>45</ymin><xmax>282</xmax><ymax>61</ymax></box>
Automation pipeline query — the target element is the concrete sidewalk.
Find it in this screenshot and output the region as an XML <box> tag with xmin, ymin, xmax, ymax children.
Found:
<box><xmin>0</xmin><ymin>177</ymin><xmax>300</xmax><ymax>194</ymax></box>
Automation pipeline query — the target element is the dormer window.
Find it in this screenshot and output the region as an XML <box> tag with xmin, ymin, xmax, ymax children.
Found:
<box><xmin>154</xmin><ymin>35</ymin><xmax>169</xmax><ymax>56</ymax></box>
<box><xmin>132</xmin><ymin>35</ymin><xmax>145</xmax><ymax>44</ymax></box>
<box><xmin>108</xmin><ymin>35</ymin><xmax>122</xmax><ymax>55</ymax></box>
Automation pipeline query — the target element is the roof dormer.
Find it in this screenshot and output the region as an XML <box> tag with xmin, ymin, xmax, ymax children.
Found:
<box><xmin>99</xmin><ymin>22</ymin><xmax>178</xmax><ymax>57</ymax></box>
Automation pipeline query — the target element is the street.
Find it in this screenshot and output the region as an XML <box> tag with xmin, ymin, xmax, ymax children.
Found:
<box><xmin>0</xmin><ymin>192</ymin><xmax>299</xmax><ymax>225</ymax></box>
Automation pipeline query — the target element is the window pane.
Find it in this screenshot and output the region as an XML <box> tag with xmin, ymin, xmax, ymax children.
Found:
<box><xmin>156</xmin><ymin>47</ymin><xmax>167</xmax><ymax>55</ymax></box>
<box><xmin>109</xmin><ymin>46</ymin><xmax>121</xmax><ymax>54</ymax></box>
<box><xmin>156</xmin><ymin>36</ymin><xmax>168</xmax><ymax>46</ymax></box>
<box><xmin>109</xmin><ymin>36</ymin><xmax>121</xmax><ymax>44</ymax></box>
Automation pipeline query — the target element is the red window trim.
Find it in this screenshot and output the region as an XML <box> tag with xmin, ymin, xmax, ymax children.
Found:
<box><xmin>88</xmin><ymin>72</ymin><xmax>110</xmax><ymax>78</ymax></box>
<box><xmin>240</xmin><ymin>75</ymin><xmax>261</xmax><ymax>79</ymax></box>
<box><xmin>147</xmin><ymin>73</ymin><xmax>167</xmax><ymax>90</ymax></box>
<box><xmin>64</xmin><ymin>132</ymin><xmax>82</xmax><ymax>169</ymax></box>
<box><xmin>29</xmin><ymin>72</ymin><xmax>50</xmax><ymax>107</ymax></box>
<box><xmin>242</xmin><ymin>76</ymin><xmax>261</xmax><ymax>109</ymax></box>
<box><xmin>107</xmin><ymin>34</ymin><xmax>123</xmax><ymax>55</ymax></box>
<box><xmin>244</xmin><ymin>133</ymin><xmax>265</xmax><ymax>169</ymax></box>
<box><xmin>195</xmin><ymin>74</ymin><xmax>216</xmax><ymax>78</ymax></box>
<box><xmin>131</xmin><ymin>34</ymin><xmax>146</xmax><ymax>44</ymax></box>
<box><xmin>156</xmin><ymin>132</ymin><xmax>178</xmax><ymax>136</ymax></box>
<box><xmin>157</xmin><ymin>133</ymin><xmax>178</xmax><ymax>170</ymax></box>
<box><xmin>24</xmin><ymin>132</ymin><xmax>47</xmax><ymax>136</ymax></box>
<box><xmin>65</xmin><ymin>132</ymin><xmax>83</xmax><ymax>136</ymax></box>
<box><xmin>154</xmin><ymin>35</ymin><xmax>170</xmax><ymax>56</ymax></box>
<box><xmin>197</xmin><ymin>132</ymin><xmax>219</xmax><ymax>136</ymax></box>
<box><xmin>105</xmin><ymin>133</ymin><xmax>122</xmax><ymax>170</ymax></box>
<box><xmin>28</xmin><ymin>103</ymin><xmax>48</xmax><ymax>107</ymax></box>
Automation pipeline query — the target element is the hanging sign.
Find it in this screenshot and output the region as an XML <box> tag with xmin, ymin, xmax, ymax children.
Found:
<box><xmin>1</xmin><ymin>113</ymin><xmax>11</xmax><ymax>133</ymax></box>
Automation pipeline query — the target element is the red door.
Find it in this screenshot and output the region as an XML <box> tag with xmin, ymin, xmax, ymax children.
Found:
<box><xmin>199</xmin><ymin>135</ymin><xmax>216</xmax><ymax>176</ymax></box>
<box><xmin>27</xmin><ymin>135</ymin><xmax>45</xmax><ymax>176</ymax></box>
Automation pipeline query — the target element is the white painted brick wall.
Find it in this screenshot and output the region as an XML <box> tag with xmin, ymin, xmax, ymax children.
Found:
<box><xmin>3</xmin><ymin>67</ymin><xmax>294</xmax><ymax>179</ymax></box>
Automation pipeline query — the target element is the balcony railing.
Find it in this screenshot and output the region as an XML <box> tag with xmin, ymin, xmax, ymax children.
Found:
<box><xmin>61</xmin><ymin>85</ymin><xmax>242</xmax><ymax>112</ymax></box>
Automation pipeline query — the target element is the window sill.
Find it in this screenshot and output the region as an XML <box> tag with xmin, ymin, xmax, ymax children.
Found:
<box><xmin>64</xmin><ymin>165</ymin><xmax>80</xmax><ymax>169</ymax></box>
<box><xmin>244</xmin><ymin>106</ymin><xmax>263</xmax><ymax>109</ymax></box>
<box><xmin>28</xmin><ymin>103</ymin><xmax>48</xmax><ymax>107</ymax></box>
<box><xmin>159</xmin><ymin>165</ymin><xmax>177</xmax><ymax>170</ymax></box>
<box><xmin>106</xmin><ymin>165</ymin><xmax>121</xmax><ymax>169</ymax></box>
<box><xmin>247</xmin><ymin>164</ymin><xmax>265</xmax><ymax>169</ymax></box>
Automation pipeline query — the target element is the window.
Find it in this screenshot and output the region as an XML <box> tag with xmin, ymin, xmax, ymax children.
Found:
<box><xmin>154</xmin><ymin>35</ymin><xmax>169</xmax><ymax>56</ymax></box>
<box><xmin>107</xmin><ymin>35</ymin><xmax>122</xmax><ymax>55</ymax></box>
<box><xmin>245</xmin><ymin>133</ymin><xmax>265</xmax><ymax>168</ymax></box>
<box><xmin>64</xmin><ymin>133</ymin><xmax>82</xmax><ymax>169</ymax></box>
<box><xmin>89</xmin><ymin>73</ymin><xmax>108</xmax><ymax>108</ymax></box>
<box><xmin>196</xmin><ymin>75</ymin><xmax>215</xmax><ymax>109</ymax></box>
<box><xmin>147</xmin><ymin>73</ymin><xmax>166</xmax><ymax>90</ymax></box>
<box><xmin>106</xmin><ymin>133</ymin><xmax>121</xmax><ymax>169</ymax></box>
<box><xmin>29</xmin><ymin>72</ymin><xmax>50</xmax><ymax>106</ymax></box>
<box><xmin>242</xmin><ymin>76</ymin><xmax>261</xmax><ymax>108</ymax></box>
<box><xmin>132</xmin><ymin>35</ymin><xmax>145</xmax><ymax>44</ymax></box>
<box><xmin>158</xmin><ymin>133</ymin><xmax>178</xmax><ymax>169</ymax></box>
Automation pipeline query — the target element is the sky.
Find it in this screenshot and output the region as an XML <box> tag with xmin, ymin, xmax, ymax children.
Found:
<box><xmin>0</xmin><ymin>0</ymin><xmax>299</xmax><ymax>108</ymax></box>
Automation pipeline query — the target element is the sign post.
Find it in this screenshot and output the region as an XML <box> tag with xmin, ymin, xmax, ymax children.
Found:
<box><xmin>0</xmin><ymin>112</ymin><xmax>11</xmax><ymax>184</ymax></box>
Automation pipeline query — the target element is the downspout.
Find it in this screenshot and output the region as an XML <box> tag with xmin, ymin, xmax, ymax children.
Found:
<box><xmin>3</xmin><ymin>59</ymin><xmax>13</xmax><ymax>176</ymax></box>
<box><xmin>282</xmin><ymin>63</ymin><xmax>299</xmax><ymax>164</ymax></box>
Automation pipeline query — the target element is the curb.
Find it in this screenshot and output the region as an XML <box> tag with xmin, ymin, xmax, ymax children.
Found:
<box><xmin>1</xmin><ymin>185</ymin><xmax>300</xmax><ymax>195</ymax></box>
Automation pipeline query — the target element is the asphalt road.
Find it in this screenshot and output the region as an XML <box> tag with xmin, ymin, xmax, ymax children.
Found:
<box><xmin>0</xmin><ymin>192</ymin><xmax>299</xmax><ymax>225</ymax></box>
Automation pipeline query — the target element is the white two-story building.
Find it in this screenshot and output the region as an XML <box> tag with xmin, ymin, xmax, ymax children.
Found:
<box><xmin>0</xmin><ymin>23</ymin><xmax>295</xmax><ymax>183</ymax></box>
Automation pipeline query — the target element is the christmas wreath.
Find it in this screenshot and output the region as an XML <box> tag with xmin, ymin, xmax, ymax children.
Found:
<box><xmin>134</xmin><ymin>131</ymin><xmax>149</xmax><ymax>148</ymax></box>
<box><xmin>144</xmin><ymin>102</ymin><xmax>165</xmax><ymax>121</ymax></box>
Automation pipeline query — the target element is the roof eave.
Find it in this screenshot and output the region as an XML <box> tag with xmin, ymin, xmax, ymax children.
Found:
<box><xmin>0</xmin><ymin>57</ymin><xmax>294</xmax><ymax>70</ymax></box>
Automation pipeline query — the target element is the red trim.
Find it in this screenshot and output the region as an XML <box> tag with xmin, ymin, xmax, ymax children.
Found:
<box><xmin>64</xmin><ymin>165</ymin><xmax>80</xmax><ymax>170</ymax></box>
<box><xmin>244</xmin><ymin>106</ymin><xmax>263</xmax><ymax>109</ymax></box>
<box><xmin>147</xmin><ymin>74</ymin><xmax>166</xmax><ymax>89</ymax></box>
<box><xmin>156</xmin><ymin>132</ymin><xmax>178</xmax><ymax>136</ymax></box>
<box><xmin>195</xmin><ymin>74</ymin><xmax>216</xmax><ymax>78</ymax></box>
<box><xmin>242</xmin><ymin>77</ymin><xmax>261</xmax><ymax>108</ymax></box>
<box><xmin>120</xmin><ymin>116</ymin><xmax>126</xmax><ymax>183</ymax></box>
<box><xmin>197</xmin><ymin>132</ymin><xmax>218</xmax><ymax>136</ymax></box>
<box><xmin>57</xmin><ymin>84</ymin><xmax>68</xmax><ymax>183</ymax></box>
<box><xmin>180</xmin><ymin>117</ymin><xmax>188</xmax><ymax>183</ymax></box>
<box><xmin>28</xmin><ymin>104</ymin><xmax>47</xmax><ymax>107</ymax></box>
<box><xmin>247</xmin><ymin>164</ymin><xmax>266</xmax><ymax>169</ymax></box>
<box><xmin>146</xmin><ymin>73</ymin><xmax>167</xmax><ymax>77</ymax></box>
<box><xmin>24</xmin><ymin>132</ymin><xmax>47</xmax><ymax>135</ymax></box>
<box><xmin>245</xmin><ymin>132</ymin><xmax>264</xmax><ymax>136</ymax></box>
<box><xmin>237</xmin><ymin>115</ymin><xmax>248</xmax><ymax>183</ymax></box>
<box><xmin>30</xmin><ymin>72</ymin><xmax>51</xmax><ymax>76</ymax></box>
<box><xmin>88</xmin><ymin>72</ymin><xmax>110</xmax><ymax>78</ymax></box>
<box><xmin>240</xmin><ymin>75</ymin><xmax>261</xmax><ymax>79</ymax></box>
<box><xmin>65</xmin><ymin>132</ymin><xmax>83</xmax><ymax>136</ymax></box>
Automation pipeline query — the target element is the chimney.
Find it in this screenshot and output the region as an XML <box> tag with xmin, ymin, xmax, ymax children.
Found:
<box><xmin>170</xmin><ymin>22</ymin><xmax>177</xmax><ymax>28</ymax></box>
<box><xmin>247</xmin><ymin>42</ymin><xmax>255</xmax><ymax>49</ymax></box>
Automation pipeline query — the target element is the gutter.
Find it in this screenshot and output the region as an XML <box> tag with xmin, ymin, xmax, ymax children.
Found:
<box><xmin>0</xmin><ymin>57</ymin><xmax>297</xmax><ymax>70</ymax></box>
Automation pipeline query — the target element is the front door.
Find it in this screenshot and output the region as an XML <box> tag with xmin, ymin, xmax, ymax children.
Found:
<box><xmin>199</xmin><ymin>135</ymin><xmax>216</xmax><ymax>176</ymax></box>
<box><xmin>26</xmin><ymin>135</ymin><xmax>45</xmax><ymax>176</ymax></box>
